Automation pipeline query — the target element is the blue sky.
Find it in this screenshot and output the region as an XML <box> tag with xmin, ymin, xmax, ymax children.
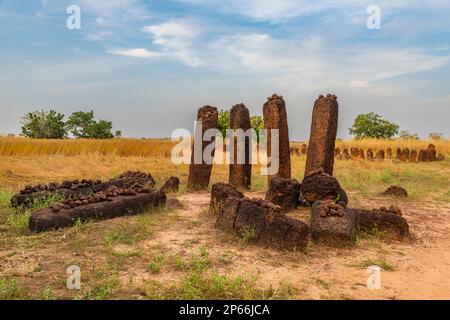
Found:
<box><xmin>0</xmin><ymin>0</ymin><xmax>449</xmax><ymax>139</ymax></box>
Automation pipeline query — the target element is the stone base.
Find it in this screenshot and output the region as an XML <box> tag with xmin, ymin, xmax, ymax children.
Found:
<box><xmin>216</xmin><ymin>197</ymin><xmax>309</xmax><ymax>251</ymax></box>
<box><xmin>311</xmin><ymin>201</ymin><xmax>356</xmax><ymax>246</ymax></box>
<box><xmin>265</xmin><ymin>177</ymin><xmax>301</xmax><ymax>212</ymax></box>
<box><xmin>29</xmin><ymin>190</ymin><xmax>166</xmax><ymax>232</ymax></box>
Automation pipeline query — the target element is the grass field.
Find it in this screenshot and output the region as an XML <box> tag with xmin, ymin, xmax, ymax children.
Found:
<box><xmin>0</xmin><ymin>137</ymin><xmax>449</xmax><ymax>300</ymax></box>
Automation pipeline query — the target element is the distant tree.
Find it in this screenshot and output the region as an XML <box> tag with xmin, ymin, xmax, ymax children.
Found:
<box><xmin>115</xmin><ymin>130</ymin><xmax>122</xmax><ymax>138</ymax></box>
<box><xmin>85</xmin><ymin>120</ymin><xmax>114</xmax><ymax>139</ymax></box>
<box><xmin>429</xmin><ymin>132</ymin><xmax>443</xmax><ymax>140</ymax></box>
<box><xmin>349</xmin><ymin>112</ymin><xmax>399</xmax><ymax>140</ymax></box>
<box><xmin>65</xmin><ymin>111</ymin><xmax>95</xmax><ymax>138</ymax></box>
<box><xmin>399</xmin><ymin>130</ymin><xmax>419</xmax><ymax>140</ymax></box>
<box><xmin>66</xmin><ymin>111</ymin><xmax>114</xmax><ymax>139</ymax></box>
<box><xmin>217</xmin><ymin>110</ymin><xmax>230</xmax><ymax>142</ymax></box>
<box><xmin>21</xmin><ymin>109</ymin><xmax>66</xmax><ymax>139</ymax></box>
<box><xmin>251</xmin><ymin>115</ymin><xmax>264</xmax><ymax>143</ymax></box>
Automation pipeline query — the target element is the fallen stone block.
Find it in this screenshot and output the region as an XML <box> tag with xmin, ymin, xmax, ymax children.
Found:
<box><xmin>382</xmin><ymin>185</ymin><xmax>408</xmax><ymax>197</ymax></box>
<box><xmin>354</xmin><ymin>206</ymin><xmax>409</xmax><ymax>238</ymax></box>
<box><xmin>215</xmin><ymin>197</ymin><xmax>309</xmax><ymax>251</ymax></box>
<box><xmin>310</xmin><ymin>201</ymin><xmax>356</xmax><ymax>246</ymax></box>
<box><xmin>29</xmin><ymin>189</ymin><xmax>166</xmax><ymax>232</ymax></box>
<box><xmin>209</xmin><ymin>183</ymin><xmax>244</xmax><ymax>214</ymax></box>
<box><xmin>265</xmin><ymin>177</ymin><xmax>301</xmax><ymax>212</ymax></box>
<box><xmin>11</xmin><ymin>171</ymin><xmax>156</xmax><ymax>208</ymax></box>
<box><xmin>300</xmin><ymin>168</ymin><xmax>348</xmax><ymax>207</ymax></box>
<box><xmin>161</xmin><ymin>177</ymin><xmax>180</xmax><ymax>193</ymax></box>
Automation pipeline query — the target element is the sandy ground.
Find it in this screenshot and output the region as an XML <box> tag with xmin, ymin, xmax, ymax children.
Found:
<box><xmin>1</xmin><ymin>189</ymin><xmax>450</xmax><ymax>300</ymax></box>
<box><xmin>116</xmin><ymin>191</ymin><xmax>450</xmax><ymax>300</ymax></box>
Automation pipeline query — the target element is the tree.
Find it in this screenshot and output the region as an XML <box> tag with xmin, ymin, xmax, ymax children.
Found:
<box><xmin>349</xmin><ymin>112</ymin><xmax>399</xmax><ymax>140</ymax></box>
<box><xmin>251</xmin><ymin>115</ymin><xmax>264</xmax><ymax>143</ymax></box>
<box><xmin>21</xmin><ymin>110</ymin><xmax>66</xmax><ymax>139</ymax></box>
<box><xmin>217</xmin><ymin>110</ymin><xmax>230</xmax><ymax>142</ymax></box>
<box><xmin>115</xmin><ymin>130</ymin><xmax>122</xmax><ymax>138</ymax></box>
<box><xmin>66</xmin><ymin>111</ymin><xmax>114</xmax><ymax>139</ymax></box>
<box><xmin>429</xmin><ymin>132</ymin><xmax>443</xmax><ymax>140</ymax></box>
<box><xmin>85</xmin><ymin>120</ymin><xmax>114</xmax><ymax>139</ymax></box>
<box><xmin>65</xmin><ymin>111</ymin><xmax>95</xmax><ymax>138</ymax></box>
<box><xmin>399</xmin><ymin>130</ymin><xmax>419</xmax><ymax>140</ymax></box>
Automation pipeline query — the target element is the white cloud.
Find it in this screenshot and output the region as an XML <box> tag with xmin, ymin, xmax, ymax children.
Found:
<box><xmin>210</xmin><ymin>32</ymin><xmax>449</xmax><ymax>93</ymax></box>
<box><xmin>107</xmin><ymin>48</ymin><xmax>161</xmax><ymax>59</ymax></box>
<box><xmin>85</xmin><ymin>31</ymin><xmax>119</xmax><ymax>42</ymax></box>
<box><xmin>174</xmin><ymin>0</ymin><xmax>450</xmax><ymax>24</ymax></box>
<box><xmin>142</xmin><ymin>19</ymin><xmax>202</xmax><ymax>67</ymax></box>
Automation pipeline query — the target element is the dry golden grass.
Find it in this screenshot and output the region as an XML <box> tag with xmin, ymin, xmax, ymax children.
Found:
<box><xmin>0</xmin><ymin>137</ymin><xmax>176</xmax><ymax>157</ymax></box>
<box><xmin>294</xmin><ymin>138</ymin><xmax>450</xmax><ymax>155</ymax></box>
<box><xmin>0</xmin><ymin>138</ymin><xmax>449</xmax><ymax>300</ymax></box>
<box><xmin>1</xmin><ymin>137</ymin><xmax>449</xmax><ymax>158</ymax></box>
<box><xmin>335</xmin><ymin>138</ymin><xmax>450</xmax><ymax>155</ymax></box>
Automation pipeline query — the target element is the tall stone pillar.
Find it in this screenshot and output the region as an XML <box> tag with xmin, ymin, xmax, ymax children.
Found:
<box><xmin>263</xmin><ymin>94</ymin><xmax>291</xmax><ymax>181</ymax></box>
<box><xmin>229</xmin><ymin>103</ymin><xmax>252</xmax><ymax>190</ymax></box>
<box><xmin>305</xmin><ymin>94</ymin><xmax>339</xmax><ymax>176</ymax></box>
<box><xmin>187</xmin><ymin>106</ymin><xmax>219</xmax><ymax>190</ymax></box>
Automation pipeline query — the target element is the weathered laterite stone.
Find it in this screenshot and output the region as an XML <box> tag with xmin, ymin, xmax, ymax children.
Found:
<box><xmin>382</xmin><ymin>185</ymin><xmax>408</xmax><ymax>197</ymax></box>
<box><xmin>424</xmin><ymin>149</ymin><xmax>432</xmax><ymax>162</ymax></box>
<box><xmin>350</xmin><ymin>148</ymin><xmax>359</xmax><ymax>158</ymax></box>
<box><xmin>209</xmin><ymin>183</ymin><xmax>244</xmax><ymax>214</ymax></box>
<box><xmin>386</xmin><ymin>148</ymin><xmax>392</xmax><ymax>159</ymax></box>
<box><xmin>354</xmin><ymin>207</ymin><xmax>409</xmax><ymax>238</ymax></box>
<box><xmin>357</xmin><ymin>148</ymin><xmax>365</xmax><ymax>160</ymax></box>
<box><xmin>396</xmin><ymin>148</ymin><xmax>402</xmax><ymax>160</ymax></box>
<box><xmin>366</xmin><ymin>148</ymin><xmax>374</xmax><ymax>161</ymax></box>
<box><xmin>417</xmin><ymin>150</ymin><xmax>426</xmax><ymax>162</ymax></box>
<box><xmin>342</xmin><ymin>149</ymin><xmax>351</xmax><ymax>160</ymax></box>
<box><xmin>11</xmin><ymin>172</ymin><xmax>156</xmax><ymax>208</ymax></box>
<box><xmin>428</xmin><ymin>144</ymin><xmax>437</xmax><ymax>161</ymax></box>
<box><xmin>301</xmin><ymin>144</ymin><xmax>308</xmax><ymax>155</ymax></box>
<box><xmin>263</xmin><ymin>94</ymin><xmax>291</xmax><ymax>181</ymax></box>
<box><xmin>300</xmin><ymin>168</ymin><xmax>348</xmax><ymax>207</ymax></box>
<box><xmin>311</xmin><ymin>200</ymin><xmax>356</xmax><ymax>246</ymax></box>
<box><xmin>290</xmin><ymin>147</ymin><xmax>300</xmax><ymax>156</ymax></box>
<box><xmin>265</xmin><ymin>177</ymin><xmax>301</xmax><ymax>212</ymax></box>
<box><xmin>29</xmin><ymin>190</ymin><xmax>166</xmax><ymax>232</ymax></box>
<box><xmin>400</xmin><ymin>148</ymin><xmax>410</xmax><ymax>162</ymax></box>
<box><xmin>334</xmin><ymin>148</ymin><xmax>341</xmax><ymax>158</ymax></box>
<box><xmin>229</xmin><ymin>103</ymin><xmax>252</xmax><ymax>190</ymax></box>
<box><xmin>375</xmin><ymin>149</ymin><xmax>385</xmax><ymax>160</ymax></box>
<box><xmin>409</xmin><ymin>150</ymin><xmax>418</xmax><ymax>163</ymax></box>
<box><xmin>216</xmin><ymin>197</ymin><xmax>310</xmax><ymax>250</ymax></box>
<box><xmin>305</xmin><ymin>94</ymin><xmax>339</xmax><ymax>176</ymax></box>
<box><xmin>187</xmin><ymin>106</ymin><xmax>219</xmax><ymax>190</ymax></box>
<box><xmin>161</xmin><ymin>177</ymin><xmax>180</xmax><ymax>193</ymax></box>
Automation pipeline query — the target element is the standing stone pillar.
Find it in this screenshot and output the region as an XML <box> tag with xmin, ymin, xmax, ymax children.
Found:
<box><xmin>305</xmin><ymin>94</ymin><xmax>339</xmax><ymax>176</ymax></box>
<box><xmin>229</xmin><ymin>103</ymin><xmax>252</xmax><ymax>190</ymax></box>
<box><xmin>187</xmin><ymin>106</ymin><xmax>219</xmax><ymax>190</ymax></box>
<box><xmin>263</xmin><ymin>94</ymin><xmax>291</xmax><ymax>181</ymax></box>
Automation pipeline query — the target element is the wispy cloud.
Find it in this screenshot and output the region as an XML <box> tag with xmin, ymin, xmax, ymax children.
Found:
<box><xmin>141</xmin><ymin>19</ymin><xmax>203</xmax><ymax>67</ymax></box>
<box><xmin>107</xmin><ymin>48</ymin><xmax>161</xmax><ymax>59</ymax></box>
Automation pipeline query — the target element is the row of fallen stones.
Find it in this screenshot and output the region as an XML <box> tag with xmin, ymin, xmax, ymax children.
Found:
<box><xmin>11</xmin><ymin>171</ymin><xmax>157</xmax><ymax>208</ymax></box>
<box><xmin>335</xmin><ymin>145</ymin><xmax>445</xmax><ymax>162</ymax></box>
<box><xmin>211</xmin><ymin>169</ymin><xmax>409</xmax><ymax>250</ymax></box>
<box><xmin>10</xmin><ymin>172</ymin><xmax>180</xmax><ymax>233</ymax></box>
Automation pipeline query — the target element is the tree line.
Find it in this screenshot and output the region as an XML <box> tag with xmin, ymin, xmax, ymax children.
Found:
<box><xmin>21</xmin><ymin>110</ymin><xmax>121</xmax><ymax>139</ymax></box>
<box><xmin>18</xmin><ymin>109</ymin><xmax>443</xmax><ymax>141</ymax></box>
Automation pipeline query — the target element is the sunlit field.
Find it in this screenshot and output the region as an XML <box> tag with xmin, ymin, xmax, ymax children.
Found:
<box><xmin>0</xmin><ymin>137</ymin><xmax>449</xmax><ymax>300</ymax></box>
